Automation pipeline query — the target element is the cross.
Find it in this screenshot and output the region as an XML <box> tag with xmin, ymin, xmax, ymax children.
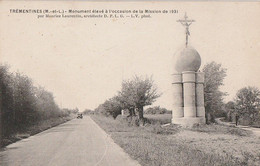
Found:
<box><xmin>177</xmin><ymin>12</ymin><xmax>195</xmax><ymax>47</ymax></box>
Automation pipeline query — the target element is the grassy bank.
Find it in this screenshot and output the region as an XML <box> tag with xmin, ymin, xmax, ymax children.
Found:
<box><xmin>1</xmin><ymin>115</ymin><xmax>74</xmax><ymax>148</ymax></box>
<box><xmin>91</xmin><ymin>115</ymin><xmax>260</xmax><ymax>166</ymax></box>
<box><xmin>144</xmin><ymin>114</ymin><xmax>172</xmax><ymax>125</ymax></box>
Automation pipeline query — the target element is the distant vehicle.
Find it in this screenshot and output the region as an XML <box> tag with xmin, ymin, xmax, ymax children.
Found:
<box><xmin>77</xmin><ymin>113</ymin><xmax>83</xmax><ymax>119</ymax></box>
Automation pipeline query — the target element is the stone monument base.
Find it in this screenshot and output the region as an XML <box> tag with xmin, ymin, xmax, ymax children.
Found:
<box><xmin>172</xmin><ymin>117</ymin><xmax>206</xmax><ymax>127</ymax></box>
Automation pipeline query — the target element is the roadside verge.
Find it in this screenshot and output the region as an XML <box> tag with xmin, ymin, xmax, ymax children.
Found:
<box><xmin>1</xmin><ymin>115</ymin><xmax>75</xmax><ymax>148</ymax></box>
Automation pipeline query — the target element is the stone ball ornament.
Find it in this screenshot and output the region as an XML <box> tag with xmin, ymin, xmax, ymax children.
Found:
<box><xmin>173</xmin><ymin>46</ymin><xmax>201</xmax><ymax>73</ymax></box>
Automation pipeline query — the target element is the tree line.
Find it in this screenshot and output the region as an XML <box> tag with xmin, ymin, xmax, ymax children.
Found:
<box><xmin>93</xmin><ymin>61</ymin><xmax>259</xmax><ymax>126</ymax></box>
<box><xmin>0</xmin><ymin>64</ymin><xmax>76</xmax><ymax>141</ymax></box>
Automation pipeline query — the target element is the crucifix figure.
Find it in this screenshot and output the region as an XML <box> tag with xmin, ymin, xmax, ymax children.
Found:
<box><xmin>177</xmin><ymin>12</ymin><xmax>195</xmax><ymax>47</ymax></box>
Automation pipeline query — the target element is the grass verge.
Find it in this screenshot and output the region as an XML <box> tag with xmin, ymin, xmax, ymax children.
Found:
<box><xmin>1</xmin><ymin>115</ymin><xmax>74</xmax><ymax>148</ymax></box>
<box><xmin>188</xmin><ymin>123</ymin><xmax>253</xmax><ymax>137</ymax></box>
<box><xmin>91</xmin><ymin>115</ymin><xmax>260</xmax><ymax>166</ymax></box>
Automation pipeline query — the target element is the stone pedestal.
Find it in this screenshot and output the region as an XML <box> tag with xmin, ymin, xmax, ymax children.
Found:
<box><xmin>172</xmin><ymin>73</ymin><xmax>183</xmax><ymax>120</ymax></box>
<box><xmin>195</xmin><ymin>72</ymin><xmax>206</xmax><ymax>123</ymax></box>
<box><xmin>171</xmin><ymin>71</ymin><xmax>206</xmax><ymax>126</ymax></box>
<box><xmin>182</xmin><ymin>71</ymin><xmax>196</xmax><ymax>117</ymax></box>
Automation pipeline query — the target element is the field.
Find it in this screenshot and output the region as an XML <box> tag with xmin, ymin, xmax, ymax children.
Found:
<box><xmin>91</xmin><ymin>115</ymin><xmax>260</xmax><ymax>166</ymax></box>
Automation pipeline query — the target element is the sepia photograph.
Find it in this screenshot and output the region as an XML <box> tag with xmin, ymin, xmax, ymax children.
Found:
<box><xmin>0</xmin><ymin>1</ymin><xmax>260</xmax><ymax>166</ymax></box>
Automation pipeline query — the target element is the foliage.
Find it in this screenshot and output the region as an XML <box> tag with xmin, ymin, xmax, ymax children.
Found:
<box><xmin>0</xmin><ymin>64</ymin><xmax>73</xmax><ymax>146</ymax></box>
<box><xmin>119</xmin><ymin>75</ymin><xmax>161</xmax><ymax>120</ymax></box>
<box><xmin>94</xmin><ymin>96</ymin><xmax>122</xmax><ymax>119</ymax></box>
<box><xmin>224</xmin><ymin>101</ymin><xmax>235</xmax><ymax>121</ymax></box>
<box><xmin>145</xmin><ymin>106</ymin><xmax>171</xmax><ymax>114</ymax></box>
<box><xmin>62</xmin><ymin>108</ymin><xmax>79</xmax><ymax>114</ymax></box>
<box><xmin>94</xmin><ymin>75</ymin><xmax>161</xmax><ymax>122</ymax></box>
<box><xmin>203</xmin><ymin>61</ymin><xmax>227</xmax><ymax>123</ymax></box>
<box><xmin>82</xmin><ymin>109</ymin><xmax>94</xmax><ymax>115</ymax></box>
<box><xmin>103</xmin><ymin>96</ymin><xmax>122</xmax><ymax>119</ymax></box>
<box><xmin>234</xmin><ymin>86</ymin><xmax>260</xmax><ymax>125</ymax></box>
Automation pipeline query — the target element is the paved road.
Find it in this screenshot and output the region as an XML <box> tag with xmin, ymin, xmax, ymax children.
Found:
<box><xmin>0</xmin><ymin>117</ymin><xmax>140</xmax><ymax>166</ymax></box>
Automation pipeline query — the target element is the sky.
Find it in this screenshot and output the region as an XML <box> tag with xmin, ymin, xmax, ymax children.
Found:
<box><xmin>1</xmin><ymin>1</ymin><xmax>260</xmax><ymax>111</ymax></box>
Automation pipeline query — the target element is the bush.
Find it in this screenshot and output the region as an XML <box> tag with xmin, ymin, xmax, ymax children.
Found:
<box><xmin>94</xmin><ymin>97</ymin><xmax>122</xmax><ymax>119</ymax></box>
<box><xmin>145</xmin><ymin>106</ymin><xmax>171</xmax><ymax>114</ymax></box>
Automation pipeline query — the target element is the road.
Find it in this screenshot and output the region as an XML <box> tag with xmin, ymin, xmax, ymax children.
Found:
<box><xmin>0</xmin><ymin>117</ymin><xmax>140</xmax><ymax>166</ymax></box>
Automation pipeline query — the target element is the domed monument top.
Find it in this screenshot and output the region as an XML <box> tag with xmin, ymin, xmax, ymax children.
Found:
<box><xmin>174</xmin><ymin>46</ymin><xmax>201</xmax><ymax>73</ymax></box>
<box><xmin>173</xmin><ymin>13</ymin><xmax>201</xmax><ymax>73</ymax></box>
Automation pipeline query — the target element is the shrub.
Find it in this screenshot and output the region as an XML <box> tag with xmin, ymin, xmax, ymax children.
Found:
<box><xmin>145</xmin><ymin>106</ymin><xmax>171</xmax><ymax>114</ymax></box>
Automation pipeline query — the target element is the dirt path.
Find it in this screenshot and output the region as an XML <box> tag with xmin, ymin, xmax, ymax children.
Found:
<box><xmin>216</xmin><ymin>118</ymin><xmax>260</xmax><ymax>137</ymax></box>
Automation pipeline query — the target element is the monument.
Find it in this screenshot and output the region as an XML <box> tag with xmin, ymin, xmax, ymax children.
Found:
<box><xmin>172</xmin><ymin>13</ymin><xmax>206</xmax><ymax>126</ymax></box>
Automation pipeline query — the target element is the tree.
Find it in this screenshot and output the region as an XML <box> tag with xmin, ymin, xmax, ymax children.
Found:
<box><xmin>225</xmin><ymin>101</ymin><xmax>235</xmax><ymax>122</ymax></box>
<box><xmin>120</xmin><ymin>76</ymin><xmax>161</xmax><ymax>121</ymax></box>
<box><xmin>118</xmin><ymin>80</ymin><xmax>136</xmax><ymax>117</ymax></box>
<box><xmin>12</xmin><ymin>73</ymin><xmax>38</xmax><ymax>125</ymax></box>
<box><xmin>234</xmin><ymin>86</ymin><xmax>260</xmax><ymax>125</ymax></box>
<box><xmin>102</xmin><ymin>96</ymin><xmax>122</xmax><ymax>119</ymax></box>
<box><xmin>0</xmin><ymin>63</ymin><xmax>72</xmax><ymax>144</ymax></box>
<box><xmin>82</xmin><ymin>109</ymin><xmax>93</xmax><ymax>115</ymax></box>
<box><xmin>203</xmin><ymin>62</ymin><xmax>227</xmax><ymax>124</ymax></box>
<box><xmin>0</xmin><ymin>65</ymin><xmax>15</xmax><ymax>133</ymax></box>
<box><xmin>94</xmin><ymin>104</ymin><xmax>107</xmax><ymax>116</ymax></box>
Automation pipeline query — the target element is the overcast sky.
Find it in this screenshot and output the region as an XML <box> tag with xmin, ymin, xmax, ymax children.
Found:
<box><xmin>1</xmin><ymin>1</ymin><xmax>260</xmax><ymax>111</ymax></box>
